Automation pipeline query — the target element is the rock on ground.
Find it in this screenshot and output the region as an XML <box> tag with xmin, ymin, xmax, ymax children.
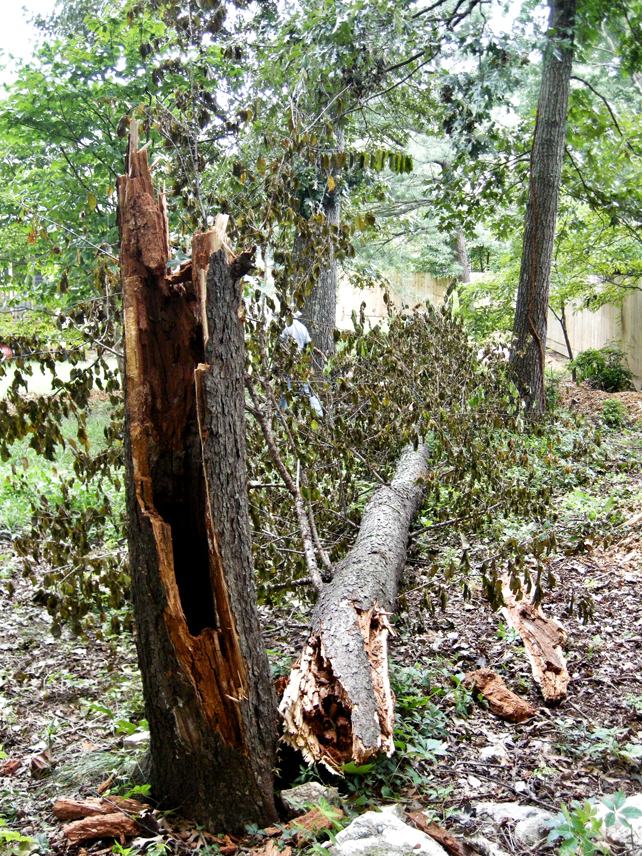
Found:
<box><xmin>474</xmin><ymin>802</ymin><xmax>554</xmax><ymax>848</ymax></box>
<box><xmin>595</xmin><ymin>793</ymin><xmax>642</xmax><ymax>854</ymax></box>
<box><xmin>280</xmin><ymin>782</ymin><xmax>340</xmax><ymax>818</ymax></box>
<box><xmin>330</xmin><ymin>805</ymin><xmax>448</xmax><ymax>856</ymax></box>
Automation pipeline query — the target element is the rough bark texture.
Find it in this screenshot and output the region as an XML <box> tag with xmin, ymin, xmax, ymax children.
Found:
<box><xmin>119</xmin><ymin>131</ymin><xmax>277</xmax><ymax>832</ymax></box>
<box><xmin>301</xmin><ymin>128</ymin><xmax>344</xmax><ymax>358</ymax></box>
<box><xmin>500</xmin><ymin>578</ymin><xmax>569</xmax><ymax>704</ymax></box>
<box><xmin>455</xmin><ymin>230</ymin><xmax>470</xmax><ymax>284</ymax></box>
<box><xmin>510</xmin><ymin>0</ymin><xmax>576</xmax><ymax>412</ymax></box>
<box><xmin>280</xmin><ymin>445</ymin><xmax>430</xmax><ymax>772</ymax></box>
<box><xmin>464</xmin><ymin>669</ymin><xmax>537</xmax><ymax>722</ymax></box>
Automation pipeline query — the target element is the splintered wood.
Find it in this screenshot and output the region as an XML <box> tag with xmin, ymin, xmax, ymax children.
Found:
<box><xmin>53</xmin><ymin>796</ymin><xmax>147</xmax><ymax>821</ymax></box>
<box><xmin>63</xmin><ymin>813</ymin><xmax>141</xmax><ymax>845</ymax></box>
<box><xmin>500</xmin><ymin>576</ymin><xmax>569</xmax><ymax>703</ymax></box>
<box><xmin>280</xmin><ymin>445</ymin><xmax>431</xmax><ymax>773</ymax></box>
<box><xmin>464</xmin><ymin>669</ymin><xmax>536</xmax><ymax>722</ymax></box>
<box><xmin>279</xmin><ymin>605</ymin><xmax>395</xmax><ymax>773</ymax></box>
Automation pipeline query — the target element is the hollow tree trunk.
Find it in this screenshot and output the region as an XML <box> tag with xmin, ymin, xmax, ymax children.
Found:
<box><xmin>301</xmin><ymin>128</ymin><xmax>344</xmax><ymax>359</ymax></box>
<box><xmin>279</xmin><ymin>444</ymin><xmax>430</xmax><ymax>772</ymax></box>
<box><xmin>510</xmin><ymin>0</ymin><xmax>576</xmax><ymax>413</ymax></box>
<box><xmin>119</xmin><ymin>129</ymin><xmax>278</xmax><ymax>833</ymax></box>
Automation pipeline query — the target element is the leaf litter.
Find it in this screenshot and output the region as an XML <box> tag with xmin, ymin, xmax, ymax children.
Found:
<box><xmin>0</xmin><ymin>385</ymin><xmax>642</xmax><ymax>855</ymax></box>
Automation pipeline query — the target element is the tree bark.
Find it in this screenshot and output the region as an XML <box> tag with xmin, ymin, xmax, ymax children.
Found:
<box><xmin>119</xmin><ymin>127</ymin><xmax>278</xmax><ymax>833</ymax></box>
<box><xmin>279</xmin><ymin>444</ymin><xmax>430</xmax><ymax>772</ymax></box>
<box><xmin>301</xmin><ymin>128</ymin><xmax>344</xmax><ymax>359</ymax></box>
<box><xmin>455</xmin><ymin>229</ymin><xmax>470</xmax><ymax>284</ymax></box>
<box><xmin>510</xmin><ymin>0</ymin><xmax>576</xmax><ymax>413</ymax></box>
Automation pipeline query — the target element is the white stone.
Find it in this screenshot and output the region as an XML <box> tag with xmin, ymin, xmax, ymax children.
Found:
<box><xmin>595</xmin><ymin>793</ymin><xmax>642</xmax><ymax>853</ymax></box>
<box><xmin>479</xmin><ymin>744</ymin><xmax>509</xmax><ymax>763</ymax></box>
<box><xmin>466</xmin><ymin>836</ymin><xmax>511</xmax><ymax>856</ymax></box>
<box><xmin>331</xmin><ymin>805</ymin><xmax>448</xmax><ymax>856</ymax></box>
<box><xmin>280</xmin><ymin>782</ymin><xmax>340</xmax><ymax>817</ymax></box>
<box><xmin>474</xmin><ymin>802</ymin><xmax>553</xmax><ymax>848</ymax></box>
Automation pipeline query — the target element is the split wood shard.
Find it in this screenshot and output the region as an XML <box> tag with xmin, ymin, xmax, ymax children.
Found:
<box><xmin>500</xmin><ymin>576</ymin><xmax>569</xmax><ymax>703</ymax></box>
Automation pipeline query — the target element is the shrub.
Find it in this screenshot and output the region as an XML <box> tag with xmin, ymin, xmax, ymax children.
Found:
<box><xmin>601</xmin><ymin>399</ymin><xmax>627</xmax><ymax>429</ymax></box>
<box><xmin>569</xmin><ymin>346</ymin><xmax>634</xmax><ymax>393</ymax></box>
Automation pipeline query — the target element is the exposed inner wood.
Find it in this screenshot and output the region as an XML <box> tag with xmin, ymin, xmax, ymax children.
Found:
<box><xmin>53</xmin><ymin>797</ymin><xmax>146</xmax><ymax>821</ymax></box>
<box><xmin>120</xmin><ymin>139</ymin><xmax>247</xmax><ymax>747</ymax></box>
<box><xmin>463</xmin><ymin>668</ymin><xmax>536</xmax><ymax>722</ymax></box>
<box><xmin>500</xmin><ymin>576</ymin><xmax>569</xmax><ymax>704</ymax></box>
<box><xmin>63</xmin><ymin>812</ymin><xmax>141</xmax><ymax>845</ymax></box>
<box><xmin>280</xmin><ymin>445</ymin><xmax>430</xmax><ymax>772</ymax></box>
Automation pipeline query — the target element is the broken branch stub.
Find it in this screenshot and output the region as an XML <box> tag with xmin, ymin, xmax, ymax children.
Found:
<box><xmin>280</xmin><ymin>445</ymin><xmax>430</xmax><ymax>772</ymax></box>
<box><xmin>500</xmin><ymin>576</ymin><xmax>569</xmax><ymax>704</ymax></box>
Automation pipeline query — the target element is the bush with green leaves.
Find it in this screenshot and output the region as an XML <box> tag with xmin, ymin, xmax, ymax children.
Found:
<box><xmin>569</xmin><ymin>346</ymin><xmax>634</xmax><ymax>393</ymax></box>
<box><xmin>601</xmin><ymin>399</ymin><xmax>627</xmax><ymax>429</ymax></box>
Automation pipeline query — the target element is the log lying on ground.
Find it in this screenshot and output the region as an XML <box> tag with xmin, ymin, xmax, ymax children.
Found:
<box><xmin>120</xmin><ymin>122</ymin><xmax>277</xmax><ymax>832</ymax></box>
<box><xmin>63</xmin><ymin>813</ymin><xmax>140</xmax><ymax>845</ymax></box>
<box><xmin>53</xmin><ymin>796</ymin><xmax>147</xmax><ymax>821</ymax></box>
<box><xmin>464</xmin><ymin>668</ymin><xmax>536</xmax><ymax>722</ymax></box>
<box><xmin>500</xmin><ymin>576</ymin><xmax>569</xmax><ymax>704</ymax></box>
<box><xmin>280</xmin><ymin>445</ymin><xmax>430</xmax><ymax>772</ymax></box>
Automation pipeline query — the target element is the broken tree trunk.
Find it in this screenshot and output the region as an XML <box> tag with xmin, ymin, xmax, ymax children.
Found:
<box><xmin>119</xmin><ymin>125</ymin><xmax>278</xmax><ymax>832</ymax></box>
<box><xmin>500</xmin><ymin>576</ymin><xmax>569</xmax><ymax>704</ymax></box>
<box><xmin>279</xmin><ymin>444</ymin><xmax>430</xmax><ymax>772</ymax></box>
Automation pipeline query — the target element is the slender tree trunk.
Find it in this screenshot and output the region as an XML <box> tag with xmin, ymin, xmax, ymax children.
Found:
<box><xmin>301</xmin><ymin>128</ymin><xmax>344</xmax><ymax>358</ymax></box>
<box><xmin>455</xmin><ymin>229</ymin><xmax>470</xmax><ymax>283</ymax></box>
<box><xmin>279</xmin><ymin>444</ymin><xmax>430</xmax><ymax>772</ymax></box>
<box><xmin>119</xmin><ymin>129</ymin><xmax>278</xmax><ymax>833</ymax></box>
<box><xmin>510</xmin><ymin>0</ymin><xmax>576</xmax><ymax>412</ymax></box>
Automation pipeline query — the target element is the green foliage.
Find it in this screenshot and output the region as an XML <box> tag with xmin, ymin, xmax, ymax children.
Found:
<box><xmin>545</xmin><ymin>800</ymin><xmax>606</xmax><ymax>855</ymax></box>
<box><xmin>569</xmin><ymin>347</ymin><xmax>634</xmax><ymax>392</ymax></box>
<box><xmin>0</xmin><ymin>818</ymin><xmax>37</xmax><ymax>855</ymax></box>
<box><xmin>602</xmin><ymin>790</ymin><xmax>642</xmax><ymax>829</ymax></box>
<box><xmin>601</xmin><ymin>399</ymin><xmax>628</xmax><ymax>428</ymax></box>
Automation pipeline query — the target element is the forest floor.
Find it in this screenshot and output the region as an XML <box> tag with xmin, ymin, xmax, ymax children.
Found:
<box><xmin>1</xmin><ymin>379</ymin><xmax>642</xmax><ymax>855</ymax></box>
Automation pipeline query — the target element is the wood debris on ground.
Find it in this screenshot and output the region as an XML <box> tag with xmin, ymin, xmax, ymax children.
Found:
<box><xmin>463</xmin><ymin>669</ymin><xmax>536</xmax><ymax>722</ymax></box>
<box><xmin>408</xmin><ymin>811</ymin><xmax>479</xmax><ymax>856</ymax></box>
<box><xmin>53</xmin><ymin>795</ymin><xmax>148</xmax><ymax>821</ymax></box>
<box><xmin>500</xmin><ymin>576</ymin><xmax>569</xmax><ymax>703</ymax></box>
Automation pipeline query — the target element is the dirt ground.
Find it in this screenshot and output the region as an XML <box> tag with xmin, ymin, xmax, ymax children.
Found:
<box><xmin>1</xmin><ymin>383</ymin><xmax>642</xmax><ymax>855</ymax></box>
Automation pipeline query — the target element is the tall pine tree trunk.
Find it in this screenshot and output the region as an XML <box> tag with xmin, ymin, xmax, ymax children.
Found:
<box><xmin>119</xmin><ymin>128</ymin><xmax>278</xmax><ymax>833</ymax></box>
<box><xmin>301</xmin><ymin>127</ymin><xmax>344</xmax><ymax>358</ymax></box>
<box><xmin>510</xmin><ymin>0</ymin><xmax>576</xmax><ymax>412</ymax></box>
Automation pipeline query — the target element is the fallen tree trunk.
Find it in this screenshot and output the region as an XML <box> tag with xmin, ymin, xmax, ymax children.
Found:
<box><xmin>279</xmin><ymin>444</ymin><xmax>430</xmax><ymax>772</ymax></box>
<box><xmin>120</xmin><ymin>122</ymin><xmax>277</xmax><ymax>832</ymax></box>
<box><xmin>500</xmin><ymin>576</ymin><xmax>569</xmax><ymax>704</ymax></box>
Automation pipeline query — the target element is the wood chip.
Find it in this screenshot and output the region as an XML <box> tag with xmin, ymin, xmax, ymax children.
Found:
<box><xmin>252</xmin><ymin>839</ymin><xmax>292</xmax><ymax>856</ymax></box>
<box><xmin>63</xmin><ymin>812</ymin><xmax>140</xmax><ymax>844</ymax></box>
<box><xmin>463</xmin><ymin>669</ymin><xmax>536</xmax><ymax>723</ymax></box>
<box><xmin>53</xmin><ymin>796</ymin><xmax>147</xmax><ymax>821</ymax></box>
<box><xmin>289</xmin><ymin>807</ymin><xmax>343</xmax><ymax>844</ymax></box>
<box><xmin>408</xmin><ymin>812</ymin><xmax>479</xmax><ymax>856</ymax></box>
<box><xmin>1</xmin><ymin>759</ymin><xmax>21</xmax><ymax>776</ymax></box>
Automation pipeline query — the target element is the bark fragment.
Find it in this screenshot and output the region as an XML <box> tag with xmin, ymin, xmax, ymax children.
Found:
<box><xmin>53</xmin><ymin>797</ymin><xmax>147</xmax><ymax>822</ymax></box>
<box><xmin>280</xmin><ymin>445</ymin><xmax>430</xmax><ymax>771</ymax></box>
<box><xmin>500</xmin><ymin>578</ymin><xmax>569</xmax><ymax>704</ymax></box>
<box><xmin>63</xmin><ymin>812</ymin><xmax>140</xmax><ymax>844</ymax></box>
<box><xmin>463</xmin><ymin>669</ymin><xmax>536</xmax><ymax>723</ymax></box>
